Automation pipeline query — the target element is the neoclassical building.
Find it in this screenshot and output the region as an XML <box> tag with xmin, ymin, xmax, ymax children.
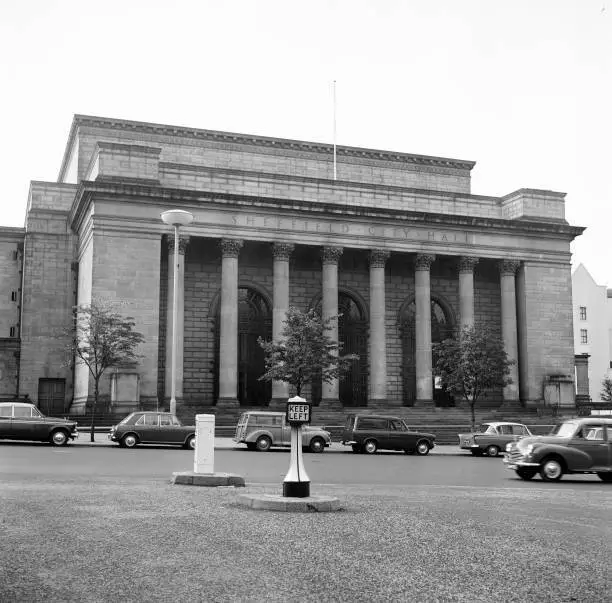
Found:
<box><xmin>0</xmin><ymin>115</ymin><xmax>584</xmax><ymax>417</ymax></box>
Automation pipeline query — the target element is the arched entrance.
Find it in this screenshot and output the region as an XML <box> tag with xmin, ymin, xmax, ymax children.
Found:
<box><xmin>214</xmin><ymin>286</ymin><xmax>272</xmax><ymax>406</ymax></box>
<box><xmin>312</xmin><ymin>292</ymin><xmax>368</xmax><ymax>407</ymax></box>
<box><xmin>399</xmin><ymin>297</ymin><xmax>455</xmax><ymax>406</ymax></box>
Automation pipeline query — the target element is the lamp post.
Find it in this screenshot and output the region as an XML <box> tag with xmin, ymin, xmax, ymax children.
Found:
<box><xmin>161</xmin><ymin>209</ymin><xmax>194</xmax><ymax>415</ymax></box>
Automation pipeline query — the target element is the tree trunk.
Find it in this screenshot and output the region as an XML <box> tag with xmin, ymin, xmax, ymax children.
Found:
<box><xmin>469</xmin><ymin>398</ymin><xmax>476</xmax><ymax>431</ymax></box>
<box><xmin>90</xmin><ymin>380</ymin><xmax>99</xmax><ymax>443</ymax></box>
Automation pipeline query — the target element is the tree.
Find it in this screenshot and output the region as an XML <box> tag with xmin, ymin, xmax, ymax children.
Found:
<box><xmin>432</xmin><ymin>325</ymin><xmax>514</xmax><ymax>429</ymax></box>
<box><xmin>601</xmin><ymin>377</ymin><xmax>612</xmax><ymax>402</ymax></box>
<box><xmin>258</xmin><ymin>306</ymin><xmax>357</xmax><ymax>398</ymax></box>
<box><xmin>64</xmin><ymin>299</ymin><xmax>145</xmax><ymax>442</ymax></box>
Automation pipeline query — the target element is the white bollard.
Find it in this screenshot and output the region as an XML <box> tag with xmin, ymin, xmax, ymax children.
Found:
<box><xmin>194</xmin><ymin>414</ymin><xmax>215</xmax><ymax>474</ymax></box>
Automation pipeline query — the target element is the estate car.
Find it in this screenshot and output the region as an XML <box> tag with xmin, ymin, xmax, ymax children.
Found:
<box><xmin>0</xmin><ymin>402</ymin><xmax>78</xmax><ymax>446</ymax></box>
<box><xmin>109</xmin><ymin>412</ymin><xmax>196</xmax><ymax>449</ymax></box>
<box><xmin>234</xmin><ymin>411</ymin><xmax>331</xmax><ymax>452</ymax></box>
<box><xmin>459</xmin><ymin>422</ymin><xmax>532</xmax><ymax>457</ymax></box>
<box><xmin>342</xmin><ymin>414</ymin><xmax>436</xmax><ymax>455</ymax></box>
<box><xmin>504</xmin><ymin>417</ymin><xmax>612</xmax><ymax>482</ymax></box>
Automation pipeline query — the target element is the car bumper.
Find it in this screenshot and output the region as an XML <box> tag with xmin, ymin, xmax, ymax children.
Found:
<box><xmin>503</xmin><ymin>454</ymin><xmax>540</xmax><ymax>470</ymax></box>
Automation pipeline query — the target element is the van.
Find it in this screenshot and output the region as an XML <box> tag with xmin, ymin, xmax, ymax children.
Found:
<box><xmin>341</xmin><ymin>414</ymin><xmax>435</xmax><ymax>455</ymax></box>
<box><xmin>234</xmin><ymin>411</ymin><xmax>332</xmax><ymax>453</ymax></box>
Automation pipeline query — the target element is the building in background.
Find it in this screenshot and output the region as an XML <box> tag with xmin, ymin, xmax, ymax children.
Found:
<box><xmin>0</xmin><ymin>115</ymin><xmax>585</xmax><ymax>418</ymax></box>
<box><xmin>572</xmin><ymin>264</ymin><xmax>612</xmax><ymax>402</ymax></box>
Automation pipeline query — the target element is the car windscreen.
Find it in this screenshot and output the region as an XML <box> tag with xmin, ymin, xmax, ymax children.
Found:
<box><xmin>550</xmin><ymin>422</ymin><xmax>578</xmax><ymax>437</ymax></box>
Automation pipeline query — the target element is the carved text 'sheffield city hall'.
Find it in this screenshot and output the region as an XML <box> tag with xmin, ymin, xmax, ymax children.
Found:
<box><xmin>0</xmin><ymin>115</ymin><xmax>584</xmax><ymax>417</ymax></box>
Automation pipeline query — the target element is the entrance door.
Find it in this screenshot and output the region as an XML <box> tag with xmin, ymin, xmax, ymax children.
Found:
<box><xmin>338</xmin><ymin>295</ymin><xmax>368</xmax><ymax>407</ymax></box>
<box><xmin>37</xmin><ymin>379</ymin><xmax>66</xmax><ymax>415</ymax></box>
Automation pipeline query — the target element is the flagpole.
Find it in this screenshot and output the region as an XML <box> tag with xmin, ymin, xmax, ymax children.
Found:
<box><xmin>332</xmin><ymin>80</ymin><xmax>337</xmax><ymax>180</ymax></box>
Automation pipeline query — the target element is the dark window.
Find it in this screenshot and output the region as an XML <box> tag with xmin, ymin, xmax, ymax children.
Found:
<box><xmin>357</xmin><ymin>417</ymin><xmax>389</xmax><ymax>430</ymax></box>
<box><xmin>12</xmin><ymin>250</ymin><xmax>18</xmax><ymax>261</ymax></box>
<box><xmin>580</xmin><ymin>329</ymin><xmax>588</xmax><ymax>344</ymax></box>
<box><xmin>579</xmin><ymin>306</ymin><xmax>587</xmax><ymax>320</ymax></box>
<box><xmin>9</xmin><ymin>327</ymin><xmax>16</xmax><ymax>338</ymax></box>
<box><xmin>10</xmin><ymin>291</ymin><xmax>17</xmax><ymax>302</ymax></box>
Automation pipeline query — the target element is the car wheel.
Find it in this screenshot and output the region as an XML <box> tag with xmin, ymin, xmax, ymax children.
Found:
<box><xmin>309</xmin><ymin>437</ymin><xmax>325</xmax><ymax>453</ymax></box>
<box><xmin>515</xmin><ymin>468</ymin><xmax>537</xmax><ymax>481</ymax></box>
<box><xmin>185</xmin><ymin>435</ymin><xmax>196</xmax><ymax>450</ymax></box>
<box><xmin>256</xmin><ymin>435</ymin><xmax>272</xmax><ymax>452</ymax></box>
<box><xmin>540</xmin><ymin>457</ymin><xmax>564</xmax><ymax>482</ymax></box>
<box><xmin>470</xmin><ymin>450</ymin><xmax>483</xmax><ymax>456</ymax></box>
<box><xmin>122</xmin><ymin>434</ymin><xmax>138</xmax><ymax>448</ymax></box>
<box><xmin>363</xmin><ymin>439</ymin><xmax>377</xmax><ymax>454</ymax></box>
<box><xmin>597</xmin><ymin>472</ymin><xmax>612</xmax><ymax>483</ymax></box>
<box><xmin>50</xmin><ymin>429</ymin><xmax>69</xmax><ymax>446</ymax></box>
<box><xmin>486</xmin><ymin>445</ymin><xmax>500</xmax><ymax>457</ymax></box>
<box><xmin>351</xmin><ymin>444</ymin><xmax>362</xmax><ymax>454</ymax></box>
<box><xmin>415</xmin><ymin>440</ymin><xmax>430</xmax><ymax>456</ymax></box>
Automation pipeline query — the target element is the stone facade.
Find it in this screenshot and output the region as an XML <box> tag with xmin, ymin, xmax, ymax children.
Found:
<box><xmin>0</xmin><ymin>115</ymin><xmax>585</xmax><ymax>415</ymax></box>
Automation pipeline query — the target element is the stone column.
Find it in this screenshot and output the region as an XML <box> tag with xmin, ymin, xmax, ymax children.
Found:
<box><xmin>270</xmin><ymin>242</ymin><xmax>294</xmax><ymax>407</ymax></box>
<box><xmin>321</xmin><ymin>246</ymin><xmax>343</xmax><ymax>409</ymax></box>
<box><xmin>458</xmin><ymin>256</ymin><xmax>478</xmax><ymax>331</ymax></box>
<box><xmin>165</xmin><ymin>235</ymin><xmax>189</xmax><ymax>404</ymax></box>
<box><xmin>499</xmin><ymin>259</ymin><xmax>520</xmax><ymax>406</ymax></box>
<box><xmin>217</xmin><ymin>239</ymin><xmax>243</xmax><ymax>407</ymax></box>
<box><xmin>415</xmin><ymin>253</ymin><xmax>435</xmax><ymax>406</ymax></box>
<box><xmin>369</xmin><ymin>249</ymin><xmax>390</xmax><ymax>406</ymax></box>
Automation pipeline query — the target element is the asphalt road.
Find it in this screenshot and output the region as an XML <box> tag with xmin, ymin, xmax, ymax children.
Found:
<box><xmin>0</xmin><ymin>440</ymin><xmax>608</xmax><ymax>490</ymax></box>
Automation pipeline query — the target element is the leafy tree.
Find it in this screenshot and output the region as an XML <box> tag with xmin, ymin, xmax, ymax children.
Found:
<box><xmin>601</xmin><ymin>377</ymin><xmax>612</xmax><ymax>402</ymax></box>
<box><xmin>432</xmin><ymin>325</ymin><xmax>514</xmax><ymax>429</ymax></box>
<box><xmin>64</xmin><ymin>299</ymin><xmax>144</xmax><ymax>442</ymax></box>
<box><xmin>258</xmin><ymin>306</ymin><xmax>357</xmax><ymax>398</ymax></box>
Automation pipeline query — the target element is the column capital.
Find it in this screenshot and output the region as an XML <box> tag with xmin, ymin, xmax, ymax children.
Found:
<box><xmin>272</xmin><ymin>242</ymin><xmax>295</xmax><ymax>261</ymax></box>
<box><xmin>369</xmin><ymin>249</ymin><xmax>391</xmax><ymax>268</ymax></box>
<box><xmin>458</xmin><ymin>256</ymin><xmax>479</xmax><ymax>274</ymax></box>
<box><xmin>415</xmin><ymin>253</ymin><xmax>435</xmax><ymax>271</ymax></box>
<box><xmin>220</xmin><ymin>238</ymin><xmax>244</xmax><ymax>258</ymax></box>
<box><xmin>498</xmin><ymin>259</ymin><xmax>521</xmax><ymax>276</ymax></box>
<box><xmin>167</xmin><ymin>235</ymin><xmax>190</xmax><ymax>255</ymax></box>
<box><xmin>321</xmin><ymin>246</ymin><xmax>343</xmax><ymax>265</ymax></box>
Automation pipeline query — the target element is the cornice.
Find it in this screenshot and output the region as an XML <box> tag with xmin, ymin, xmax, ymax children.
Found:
<box><xmin>67</xmin><ymin>180</ymin><xmax>586</xmax><ymax>241</ymax></box>
<box><xmin>59</xmin><ymin>114</ymin><xmax>476</xmax><ymax>178</ymax></box>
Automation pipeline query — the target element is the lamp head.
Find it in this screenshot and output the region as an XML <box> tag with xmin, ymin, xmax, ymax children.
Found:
<box><xmin>161</xmin><ymin>209</ymin><xmax>194</xmax><ymax>227</ymax></box>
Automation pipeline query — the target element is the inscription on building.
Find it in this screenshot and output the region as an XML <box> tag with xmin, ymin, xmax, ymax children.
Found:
<box><xmin>230</xmin><ymin>214</ymin><xmax>468</xmax><ymax>243</ymax></box>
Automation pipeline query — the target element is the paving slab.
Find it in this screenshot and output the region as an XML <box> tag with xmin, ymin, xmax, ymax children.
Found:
<box><xmin>237</xmin><ymin>493</ymin><xmax>343</xmax><ymax>512</ymax></box>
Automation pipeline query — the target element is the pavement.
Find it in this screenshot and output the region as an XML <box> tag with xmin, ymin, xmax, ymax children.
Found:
<box><xmin>70</xmin><ymin>435</ymin><xmax>465</xmax><ymax>455</ymax></box>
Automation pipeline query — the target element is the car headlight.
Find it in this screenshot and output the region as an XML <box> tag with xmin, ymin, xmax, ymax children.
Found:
<box><xmin>505</xmin><ymin>442</ymin><xmax>515</xmax><ymax>452</ymax></box>
<box><xmin>524</xmin><ymin>444</ymin><xmax>535</xmax><ymax>455</ymax></box>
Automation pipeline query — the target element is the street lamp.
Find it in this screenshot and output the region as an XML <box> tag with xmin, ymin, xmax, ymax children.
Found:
<box><xmin>161</xmin><ymin>209</ymin><xmax>194</xmax><ymax>415</ymax></box>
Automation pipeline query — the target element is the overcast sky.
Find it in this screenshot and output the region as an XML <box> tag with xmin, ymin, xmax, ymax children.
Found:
<box><xmin>1</xmin><ymin>0</ymin><xmax>610</xmax><ymax>285</ymax></box>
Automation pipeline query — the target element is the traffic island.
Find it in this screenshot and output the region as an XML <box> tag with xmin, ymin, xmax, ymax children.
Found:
<box><xmin>237</xmin><ymin>493</ymin><xmax>342</xmax><ymax>512</ymax></box>
<box><xmin>171</xmin><ymin>471</ymin><xmax>245</xmax><ymax>487</ymax></box>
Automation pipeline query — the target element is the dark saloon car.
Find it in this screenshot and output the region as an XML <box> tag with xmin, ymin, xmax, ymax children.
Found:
<box><xmin>0</xmin><ymin>402</ymin><xmax>78</xmax><ymax>446</ymax></box>
<box><xmin>504</xmin><ymin>417</ymin><xmax>612</xmax><ymax>482</ymax></box>
<box><xmin>109</xmin><ymin>412</ymin><xmax>196</xmax><ymax>449</ymax></box>
<box><xmin>342</xmin><ymin>414</ymin><xmax>436</xmax><ymax>455</ymax></box>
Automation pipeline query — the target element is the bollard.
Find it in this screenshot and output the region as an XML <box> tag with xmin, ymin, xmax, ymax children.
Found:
<box><xmin>194</xmin><ymin>414</ymin><xmax>215</xmax><ymax>474</ymax></box>
<box><xmin>283</xmin><ymin>396</ymin><xmax>311</xmax><ymax>497</ymax></box>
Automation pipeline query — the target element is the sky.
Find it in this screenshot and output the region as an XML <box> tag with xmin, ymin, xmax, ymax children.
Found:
<box><xmin>1</xmin><ymin>0</ymin><xmax>611</xmax><ymax>285</ymax></box>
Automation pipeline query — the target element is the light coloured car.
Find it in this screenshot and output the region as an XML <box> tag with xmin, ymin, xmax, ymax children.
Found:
<box><xmin>234</xmin><ymin>411</ymin><xmax>331</xmax><ymax>452</ymax></box>
<box><xmin>458</xmin><ymin>421</ymin><xmax>532</xmax><ymax>457</ymax></box>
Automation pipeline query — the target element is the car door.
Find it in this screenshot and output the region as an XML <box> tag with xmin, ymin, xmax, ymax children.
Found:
<box><xmin>135</xmin><ymin>413</ymin><xmax>159</xmax><ymax>443</ymax></box>
<box><xmin>11</xmin><ymin>405</ymin><xmax>45</xmax><ymax>441</ymax></box>
<box><xmin>572</xmin><ymin>423</ymin><xmax>609</xmax><ymax>468</ymax></box>
<box><xmin>0</xmin><ymin>404</ymin><xmax>13</xmax><ymax>437</ymax></box>
<box><xmin>389</xmin><ymin>418</ymin><xmax>413</xmax><ymax>451</ymax></box>
<box><xmin>159</xmin><ymin>414</ymin><xmax>180</xmax><ymax>444</ymax></box>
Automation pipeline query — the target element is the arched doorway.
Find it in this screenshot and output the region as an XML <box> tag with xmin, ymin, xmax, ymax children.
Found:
<box><xmin>312</xmin><ymin>292</ymin><xmax>368</xmax><ymax>407</ymax></box>
<box><xmin>399</xmin><ymin>297</ymin><xmax>455</xmax><ymax>406</ymax></box>
<box><xmin>214</xmin><ymin>286</ymin><xmax>272</xmax><ymax>406</ymax></box>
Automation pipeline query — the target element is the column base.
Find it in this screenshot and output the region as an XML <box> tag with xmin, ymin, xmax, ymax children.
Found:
<box><xmin>283</xmin><ymin>481</ymin><xmax>310</xmax><ymax>498</ymax></box>
<box><xmin>268</xmin><ymin>397</ymin><xmax>289</xmax><ymax>410</ymax></box>
<box><xmin>216</xmin><ymin>397</ymin><xmax>239</xmax><ymax>408</ymax></box>
<box><xmin>318</xmin><ymin>398</ymin><xmax>343</xmax><ymax>411</ymax></box>
<box><xmin>414</xmin><ymin>398</ymin><xmax>435</xmax><ymax>407</ymax></box>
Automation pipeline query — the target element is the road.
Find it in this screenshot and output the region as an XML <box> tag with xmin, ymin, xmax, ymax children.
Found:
<box><xmin>0</xmin><ymin>440</ymin><xmax>607</xmax><ymax>490</ymax></box>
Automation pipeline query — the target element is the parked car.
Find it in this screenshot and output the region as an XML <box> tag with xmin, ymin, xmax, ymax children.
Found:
<box><xmin>109</xmin><ymin>412</ymin><xmax>196</xmax><ymax>449</ymax></box>
<box><xmin>458</xmin><ymin>422</ymin><xmax>532</xmax><ymax>457</ymax></box>
<box><xmin>504</xmin><ymin>418</ymin><xmax>612</xmax><ymax>482</ymax></box>
<box><xmin>0</xmin><ymin>402</ymin><xmax>78</xmax><ymax>446</ymax></box>
<box><xmin>341</xmin><ymin>414</ymin><xmax>435</xmax><ymax>455</ymax></box>
<box><xmin>234</xmin><ymin>411</ymin><xmax>331</xmax><ymax>452</ymax></box>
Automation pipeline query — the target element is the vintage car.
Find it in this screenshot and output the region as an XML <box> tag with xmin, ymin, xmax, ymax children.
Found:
<box><xmin>458</xmin><ymin>421</ymin><xmax>532</xmax><ymax>457</ymax></box>
<box><xmin>0</xmin><ymin>402</ymin><xmax>78</xmax><ymax>446</ymax></box>
<box><xmin>109</xmin><ymin>412</ymin><xmax>196</xmax><ymax>449</ymax></box>
<box><xmin>234</xmin><ymin>411</ymin><xmax>331</xmax><ymax>452</ymax></box>
<box><xmin>341</xmin><ymin>414</ymin><xmax>436</xmax><ymax>455</ymax></box>
<box><xmin>504</xmin><ymin>417</ymin><xmax>612</xmax><ymax>482</ymax></box>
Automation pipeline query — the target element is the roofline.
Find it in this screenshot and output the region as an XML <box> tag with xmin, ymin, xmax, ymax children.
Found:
<box><xmin>57</xmin><ymin>114</ymin><xmax>477</xmax><ymax>181</ymax></box>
